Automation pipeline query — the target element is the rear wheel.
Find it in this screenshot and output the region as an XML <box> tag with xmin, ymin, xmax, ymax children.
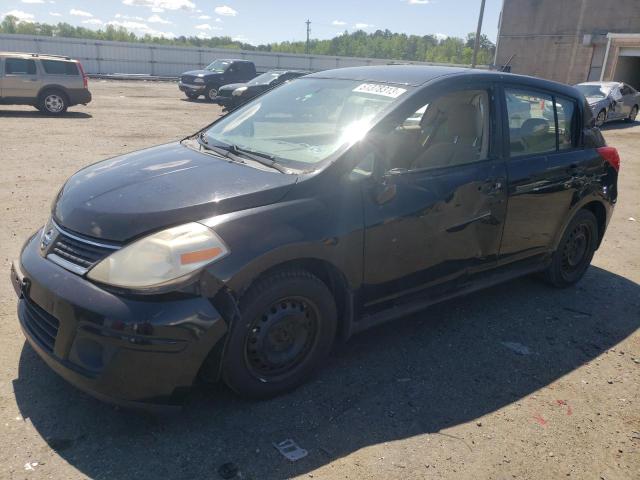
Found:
<box><xmin>626</xmin><ymin>105</ymin><xmax>638</xmax><ymax>123</ymax></box>
<box><xmin>222</xmin><ymin>269</ymin><xmax>337</xmax><ymax>398</ymax></box>
<box><xmin>596</xmin><ymin>109</ymin><xmax>607</xmax><ymax>127</ymax></box>
<box><xmin>543</xmin><ymin>210</ymin><xmax>598</xmax><ymax>288</ymax></box>
<box><xmin>39</xmin><ymin>90</ymin><xmax>68</xmax><ymax>115</ymax></box>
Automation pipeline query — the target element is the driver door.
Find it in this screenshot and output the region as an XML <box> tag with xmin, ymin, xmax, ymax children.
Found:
<box><xmin>360</xmin><ymin>82</ymin><xmax>508</xmax><ymax>307</ymax></box>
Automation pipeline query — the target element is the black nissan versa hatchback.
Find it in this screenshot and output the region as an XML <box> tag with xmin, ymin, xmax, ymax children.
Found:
<box><xmin>11</xmin><ymin>66</ymin><xmax>619</xmax><ymax>408</ymax></box>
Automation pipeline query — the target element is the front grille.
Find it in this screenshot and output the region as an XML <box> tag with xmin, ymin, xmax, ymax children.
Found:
<box><xmin>22</xmin><ymin>296</ymin><xmax>60</xmax><ymax>352</ymax></box>
<box><xmin>181</xmin><ymin>75</ymin><xmax>196</xmax><ymax>83</ymax></box>
<box><xmin>51</xmin><ymin>233</ymin><xmax>113</xmax><ymax>269</ymax></box>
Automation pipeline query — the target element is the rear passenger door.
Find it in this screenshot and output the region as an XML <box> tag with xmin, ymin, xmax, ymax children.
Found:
<box><xmin>499</xmin><ymin>87</ymin><xmax>582</xmax><ymax>263</ymax></box>
<box><xmin>2</xmin><ymin>58</ymin><xmax>41</xmax><ymax>98</ymax></box>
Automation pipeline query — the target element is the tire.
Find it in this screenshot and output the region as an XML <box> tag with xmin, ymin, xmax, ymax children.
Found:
<box><xmin>205</xmin><ymin>86</ymin><xmax>219</xmax><ymax>102</ymax></box>
<box><xmin>626</xmin><ymin>105</ymin><xmax>638</xmax><ymax>123</ymax></box>
<box><xmin>185</xmin><ymin>91</ymin><xmax>199</xmax><ymax>100</ymax></box>
<box><xmin>543</xmin><ymin>210</ymin><xmax>598</xmax><ymax>288</ymax></box>
<box><xmin>38</xmin><ymin>90</ymin><xmax>68</xmax><ymax>115</ymax></box>
<box><xmin>222</xmin><ymin>269</ymin><xmax>337</xmax><ymax>398</ymax></box>
<box><xmin>595</xmin><ymin>109</ymin><xmax>606</xmax><ymax>127</ymax></box>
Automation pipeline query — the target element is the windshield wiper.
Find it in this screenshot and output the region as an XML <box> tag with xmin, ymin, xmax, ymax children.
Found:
<box><xmin>228</xmin><ymin>145</ymin><xmax>290</xmax><ymax>173</ymax></box>
<box><xmin>194</xmin><ymin>134</ymin><xmax>247</xmax><ymax>164</ymax></box>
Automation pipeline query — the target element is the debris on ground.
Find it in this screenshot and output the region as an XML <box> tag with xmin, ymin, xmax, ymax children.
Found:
<box><xmin>501</xmin><ymin>341</ymin><xmax>532</xmax><ymax>355</ymax></box>
<box><xmin>273</xmin><ymin>439</ymin><xmax>308</xmax><ymax>461</ymax></box>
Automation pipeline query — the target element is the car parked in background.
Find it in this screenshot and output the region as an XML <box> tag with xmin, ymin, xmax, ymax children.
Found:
<box><xmin>575</xmin><ymin>81</ymin><xmax>640</xmax><ymax>127</ymax></box>
<box><xmin>214</xmin><ymin>70</ymin><xmax>309</xmax><ymax>110</ymax></box>
<box><xmin>0</xmin><ymin>52</ymin><xmax>91</xmax><ymax>115</ymax></box>
<box><xmin>179</xmin><ymin>59</ymin><xmax>257</xmax><ymax>102</ymax></box>
<box><xmin>12</xmin><ymin>66</ymin><xmax>619</xmax><ymax>408</ymax></box>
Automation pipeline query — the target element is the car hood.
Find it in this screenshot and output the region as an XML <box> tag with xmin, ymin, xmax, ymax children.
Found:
<box><xmin>182</xmin><ymin>70</ymin><xmax>222</xmax><ymax>79</ymax></box>
<box><xmin>585</xmin><ymin>96</ymin><xmax>608</xmax><ymax>106</ymax></box>
<box><xmin>53</xmin><ymin>142</ymin><xmax>298</xmax><ymax>243</ymax></box>
<box><xmin>219</xmin><ymin>83</ymin><xmax>247</xmax><ymax>92</ymax></box>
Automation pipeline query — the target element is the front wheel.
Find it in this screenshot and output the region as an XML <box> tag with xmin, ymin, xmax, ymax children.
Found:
<box><xmin>185</xmin><ymin>91</ymin><xmax>199</xmax><ymax>100</ymax></box>
<box><xmin>595</xmin><ymin>109</ymin><xmax>607</xmax><ymax>127</ymax></box>
<box><xmin>205</xmin><ymin>86</ymin><xmax>219</xmax><ymax>102</ymax></box>
<box><xmin>543</xmin><ymin>210</ymin><xmax>598</xmax><ymax>288</ymax></box>
<box><xmin>626</xmin><ymin>105</ymin><xmax>638</xmax><ymax>123</ymax></box>
<box><xmin>222</xmin><ymin>269</ymin><xmax>337</xmax><ymax>398</ymax></box>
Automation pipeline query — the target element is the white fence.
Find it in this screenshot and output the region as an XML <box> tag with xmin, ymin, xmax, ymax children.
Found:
<box><xmin>0</xmin><ymin>33</ymin><xmax>476</xmax><ymax>77</ymax></box>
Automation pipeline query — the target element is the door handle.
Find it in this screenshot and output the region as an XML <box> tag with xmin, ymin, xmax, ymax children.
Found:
<box><xmin>479</xmin><ymin>179</ymin><xmax>504</xmax><ymax>196</ymax></box>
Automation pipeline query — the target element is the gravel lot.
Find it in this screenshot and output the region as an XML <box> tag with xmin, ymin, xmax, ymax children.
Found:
<box><xmin>0</xmin><ymin>80</ymin><xmax>639</xmax><ymax>480</ymax></box>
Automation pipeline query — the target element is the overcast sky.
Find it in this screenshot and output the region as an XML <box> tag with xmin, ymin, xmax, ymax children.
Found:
<box><xmin>2</xmin><ymin>0</ymin><xmax>503</xmax><ymax>45</ymax></box>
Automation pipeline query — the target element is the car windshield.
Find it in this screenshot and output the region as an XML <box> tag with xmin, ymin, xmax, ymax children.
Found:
<box><xmin>248</xmin><ymin>72</ymin><xmax>282</xmax><ymax>86</ymax></box>
<box><xmin>202</xmin><ymin>78</ymin><xmax>408</xmax><ymax>171</ymax></box>
<box><xmin>205</xmin><ymin>60</ymin><xmax>231</xmax><ymax>73</ymax></box>
<box><xmin>576</xmin><ymin>84</ymin><xmax>610</xmax><ymax>99</ymax></box>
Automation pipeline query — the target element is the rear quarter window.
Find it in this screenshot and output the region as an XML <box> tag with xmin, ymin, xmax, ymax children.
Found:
<box><xmin>41</xmin><ymin>60</ymin><xmax>79</xmax><ymax>75</ymax></box>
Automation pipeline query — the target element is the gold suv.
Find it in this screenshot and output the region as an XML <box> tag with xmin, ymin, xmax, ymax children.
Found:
<box><xmin>0</xmin><ymin>52</ymin><xmax>91</xmax><ymax>115</ymax></box>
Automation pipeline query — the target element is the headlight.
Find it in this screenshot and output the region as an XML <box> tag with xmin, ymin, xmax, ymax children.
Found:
<box><xmin>194</xmin><ymin>77</ymin><xmax>205</xmax><ymax>84</ymax></box>
<box><xmin>87</xmin><ymin>222</ymin><xmax>229</xmax><ymax>289</ymax></box>
<box><xmin>232</xmin><ymin>86</ymin><xmax>248</xmax><ymax>96</ymax></box>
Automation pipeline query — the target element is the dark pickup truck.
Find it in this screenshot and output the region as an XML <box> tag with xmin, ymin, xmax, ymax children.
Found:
<box><xmin>179</xmin><ymin>59</ymin><xmax>256</xmax><ymax>101</ymax></box>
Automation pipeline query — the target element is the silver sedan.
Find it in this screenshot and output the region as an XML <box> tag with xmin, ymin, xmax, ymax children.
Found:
<box><xmin>575</xmin><ymin>81</ymin><xmax>640</xmax><ymax>127</ymax></box>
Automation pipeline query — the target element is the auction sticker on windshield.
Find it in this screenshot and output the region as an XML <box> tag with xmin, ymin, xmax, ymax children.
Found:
<box><xmin>353</xmin><ymin>83</ymin><xmax>407</xmax><ymax>98</ymax></box>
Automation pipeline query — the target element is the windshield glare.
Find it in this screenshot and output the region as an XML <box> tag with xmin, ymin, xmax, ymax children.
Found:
<box><xmin>205</xmin><ymin>60</ymin><xmax>230</xmax><ymax>73</ymax></box>
<box><xmin>576</xmin><ymin>84</ymin><xmax>610</xmax><ymax>99</ymax></box>
<box><xmin>203</xmin><ymin>78</ymin><xmax>407</xmax><ymax>171</ymax></box>
<box><xmin>249</xmin><ymin>72</ymin><xmax>282</xmax><ymax>86</ymax></box>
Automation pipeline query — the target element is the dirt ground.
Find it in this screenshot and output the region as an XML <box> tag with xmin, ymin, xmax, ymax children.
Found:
<box><xmin>0</xmin><ymin>80</ymin><xmax>638</xmax><ymax>480</ymax></box>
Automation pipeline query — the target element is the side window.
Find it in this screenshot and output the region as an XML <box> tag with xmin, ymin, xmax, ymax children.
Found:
<box><xmin>5</xmin><ymin>58</ymin><xmax>36</xmax><ymax>75</ymax></box>
<box><xmin>555</xmin><ymin>97</ymin><xmax>576</xmax><ymax>150</ymax></box>
<box><xmin>41</xmin><ymin>60</ymin><xmax>79</xmax><ymax>75</ymax></box>
<box><xmin>505</xmin><ymin>89</ymin><xmax>555</xmax><ymax>157</ymax></box>
<box><xmin>383</xmin><ymin>89</ymin><xmax>490</xmax><ymax>171</ymax></box>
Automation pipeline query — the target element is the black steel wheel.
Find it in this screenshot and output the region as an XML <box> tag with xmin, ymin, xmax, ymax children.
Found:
<box><xmin>244</xmin><ymin>297</ymin><xmax>319</xmax><ymax>381</ymax></box>
<box><xmin>543</xmin><ymin>209</ymin><xmax>598</xmax><ymax>288</ymax></box>
<box><xmin>222</xmin><ymin>269</ymin><xmax>337</xmax><ymax>398</ymax></box>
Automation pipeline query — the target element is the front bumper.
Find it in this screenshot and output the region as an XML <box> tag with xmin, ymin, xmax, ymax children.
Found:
<box><xmin>179</xmin><ymin>81</ymin><xmax>206</xmax><ymax>95</ymax></box>
<box><xmin>12</xmin><ymin>233</ymin><xmax>228</xmax><ymax>409</ymax></box>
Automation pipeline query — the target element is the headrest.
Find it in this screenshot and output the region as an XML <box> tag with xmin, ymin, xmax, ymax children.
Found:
<box><xmin>420</xmin><ymin>102</ymin><xmax>479</xmax><ymax>140</ymax></box>
<box><xmin>520</xmin><ymin>118</ymin><xmax>549</xmax><ymax>137</ymax></box>
<box><xmin>447</xmin><ymin>103</ymin><xmax>479</xmax><ymax>139</ymax></box>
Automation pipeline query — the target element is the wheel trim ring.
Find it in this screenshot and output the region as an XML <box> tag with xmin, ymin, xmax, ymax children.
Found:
<box><xmin>244</xmin><ymin>296</ymin><xmax>320</xmax><ymax>381</ymax></box>
<box><xmin>45</xmin><ymin>94</ymin><xmax>63</xmax><ymax>112</ymax></box>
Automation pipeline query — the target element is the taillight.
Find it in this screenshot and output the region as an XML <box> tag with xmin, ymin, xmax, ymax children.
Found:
<box><xmin>77</xmin><ymin>61</ymin><xmax>88</xmax><ymax>89</ymax></box>
<box><xmin>597</xmin><ymin>146</ymin><xmax>620</xmax><ymax>172</ymax></box>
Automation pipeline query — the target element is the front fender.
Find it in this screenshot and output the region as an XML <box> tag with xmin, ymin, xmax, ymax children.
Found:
<box><xmin>200</xmin><ymin>178</ymin><xmax>365</xmax><ymax>298</ymax></box>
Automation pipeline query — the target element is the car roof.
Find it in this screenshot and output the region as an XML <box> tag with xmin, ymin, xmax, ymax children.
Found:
<box><xmin>577</xmin><ymin>81</ymin><xmax>620</xmax><ymax>87</ymax></box>
<box><xmin>0</xmin><ymin>51</ymin><xmax>75</xmax><ymax>61</ymax></box>
<box><xmin>263</xmin><ymin>69</ymin><xmax>309</xmax><ymax>75</ymax></box>
<box><xmin>305</xmin><ymin>65</ymin><xmax>583</xmax><ymax>99</ymax></box>
<box><xmin>306</xmin><ymin>65</ymin><xmax>470</xmax><ymax>86</ymax></box>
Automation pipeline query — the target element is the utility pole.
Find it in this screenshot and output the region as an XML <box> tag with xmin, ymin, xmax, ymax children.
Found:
<box><xmin>471</xmin><ymin>0</ymin><xmax>486</xmax><ymax>68</ymax></box>
<box><xmin>305</xmin><ymin>19</ymin><xmax>311</xmax><ymax>54</ymax></box>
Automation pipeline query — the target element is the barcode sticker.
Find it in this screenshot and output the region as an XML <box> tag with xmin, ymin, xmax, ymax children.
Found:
<box><xmin>353</xmin><ymin>83</ymin><xmax>407</xmax><ymax>98</ymax></box>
